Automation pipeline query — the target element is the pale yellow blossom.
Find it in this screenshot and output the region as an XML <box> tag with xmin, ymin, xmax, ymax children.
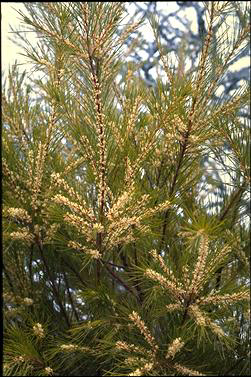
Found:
<box><xmin>10</xmin><ymin>229</ymin><xmax>34</xmax><ymax>244</ymax></box>
<box><xmin>166</xmin><ymin>337</ymin><xmax>184</xmax><ymax>359</ymax></box>
<box><xmin>174</xmin><ymin>363</ymin><xmax>204</xmax><ymax>376</ymax></box>
<box><xmin>23</xmin><ymin>297</ymin><xmax>33</xmax><ymax>306</ymax></box>
<box><xmin>6</xmin><ymin>208</ymin><xmax>32</xmax><ymax>223</ymax></box>
<box><xmin>60</xmin><ymin>344</ymin><xmax>79</xmax><ymax>351</ymax></box>
<box><xmin>44</xmin><ymin>367</ymin><xmax>54</xmax><ymax>375</ymax></box>
<box><xmin>190</xmin><ymin>235</ymin><xmax>209</xmax><ymax>294</ymax></box>
<box><xmin>129</xmin><ymin>362</ymin><xmax>154</xmax><ymax>376</ymax></box>
<box><xmin>33</xmin><ymin>323</ymin><xmax>45</xmax><ymax>338</ymax></box>
<box><xmin>129</xmin><ymin>311</ymin><xmax>158</xmax><ymax>353</ymax></box>
<box><xmin>145</xmin><ymin>268</ymin><xmax>185</xmax><ymax>299</ymax></box>
<box><xmin>68</xmin><ymin>241</ymin><xmax>101</xmax><ymax>259</ymax></box>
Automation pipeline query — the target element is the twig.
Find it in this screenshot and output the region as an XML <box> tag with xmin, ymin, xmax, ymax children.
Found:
<box><xmin>215</xmin><ymin>181</ymin><xmax>247</xmax><ymax>289</ymax></box>
<box><xmin>63</xmin><ymin>269</ymin><xmax>79</xmax><ymax>322</ymax></box>
<box><xmin>103</xmin><ymin>262</ymin><xmax>140</xmax><ymax>303</ymax></box>
<box><xmin>61</xmin><ymin>256</ymin><xmax>88</xmax><ymax>288</ymax></box>
<box><xmin>36</xmin><ymin>238</ymin><xmax>71</xmax><ymax>328</ymax></box>
<box><xmin>3</xmin><ymin>264</ymin><xmax>16</xmax><ymax>295</ymax></box>
<box><xmin>223</xmin><ymin>355</ymin><xmax>247</xmax><ymax>376</ymax></box>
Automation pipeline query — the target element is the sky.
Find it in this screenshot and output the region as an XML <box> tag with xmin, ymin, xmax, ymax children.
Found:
<box><xmin>1</xmin><ymin>3</ymin><xmax>28</xmax><ymax>72</ymax></box>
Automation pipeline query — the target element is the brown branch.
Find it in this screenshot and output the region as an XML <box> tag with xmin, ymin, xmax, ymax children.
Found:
<box><xmin>223</xmin><ymin>355</ymin><xmax>248</xmax><ymax>376</ymax></box>
<box><xmin>102</xmin><ymin>262</ymin><xmax>141</xmax><ymax>304</ymax></box>
<box><xmin>156</xmin><ymin>158</ymin><xmax>164</xmax><ymax>187</ymax></box>
<box><xmin>88</xmin><ymin>47</ymin><xmax>106</xmax><ymax>287</ymax></box>
<box><xmin>61</xmin><ymin>256</ymin><xmax>88</xmax><ymax>288</ymax></box>
<box><xmin>219</xmin><ymin>182</ymin><xmax>246</xmax><ymax>222</ymax></box>
<box><xmin>181</xmin><ymin>294</ymin><xmax>194</xmax><ymax>326</ymax></box>
<box><xmin>160</xmin><ymin>5</ymin><xmax>216</xmax><ymax>249</ymax></box>
<box><xmin>3</xmin><ymin>264</ymin><xmax>16</xmax><ymax>295</ymax></box>
<box><xmin>101</xmin><ymin>259</ymin><xmax>126</xmax><ymax>270</ymax></box>
<box><xmin>62</xmin><ymin>269</ymin><xmax>79</xmax><ymax>322</ymax></box>
<box><xmin>131</xmin><ymin>237</ymin><xmax>144</xmax><ymax>304</ymax></box>
<box><xmin>36</xmin><ymin>239</ymin><xmax>70</xmax><ymax>328</ymax></box>
<box><xmin>120</xmin><ymin>251</ymin><xmax>129</xmax><ymax>270</ymax></box>
<box><xmin>215</xmin><ymin>181</ymin><xmax>247</xmax><ymax>289</ymax></box>
<box><xmin>28</xmin><ymin>245</ymin><xmax>34</xmax><ymax>294</ymax></box>
<box><xmin>96</xmin><ymin>233</ymin><xmax>102</xmax><ymax>285</ymax></box>
<box><xmin>161</xmin><ymin>131</ymin><xmax>191</xmax><ymax>247</ymax></box>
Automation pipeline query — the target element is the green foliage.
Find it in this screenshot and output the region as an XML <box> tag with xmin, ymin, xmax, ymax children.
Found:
<box><xmin>3</xmin><ymin>2</ymin><xmax>250</xmax><ymax>376</ymax></box>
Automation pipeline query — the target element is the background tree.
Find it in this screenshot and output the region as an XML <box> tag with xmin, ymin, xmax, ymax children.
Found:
<box><xmin>3</xmin><ymin>2</ymin><xmax>250</xmax><ymax>376</ymax></box>
<box><xmin>127</xmin><ymin>2</ymin><xmax>250</xmax><ymax>90</ymax></box>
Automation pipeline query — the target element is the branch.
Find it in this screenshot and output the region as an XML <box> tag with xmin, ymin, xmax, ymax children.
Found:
<box><xmin>62</xmin><ymin>269</ymin><xmax>79</xmax><ymax>322</ymax></box>
<box><xmin>219</xmin><ymin>181</ymin><xmax>246</xmax><ymax>222</ymax></box>
<box><xmin>103</xmin><ymin>262</ymin><xmax>141</xmax><ymax>304</ymax></box>
<box><xmin>215</xmin><ymin>181</ymin><xmax>247</xmax><ymax>289</ymax></box>
<box><xmin>101</xmin><ymin>259</ymin><xmax>126</xmax><ymax>270</ymax></box>
<box><xmin>36</xmin><ymin>238</ymin><xmax>71</xmax><ymax>328</ymax></box>
<box><xmin>61</xmin><ymin>256</ymin><xmax>88</xmax><ymax>288</ymax></box>
<box><xmin>161</xmin><ymin>131</ymin><xmax>190</xmax><ymax>247</ymax></box>
<box><xmin>223</xmin><ymin>355</ymin><xmax>248</xmax><ymax>376</ymax></box>
<box><xmin>3</xmin><ymin>264</ymin><xmax>16</xmax><ymax>295</ymax></box>
<box><xmin>28</xmin><ymin>245</ymin><xmax>34</xmax><ymax>293</ymax></box>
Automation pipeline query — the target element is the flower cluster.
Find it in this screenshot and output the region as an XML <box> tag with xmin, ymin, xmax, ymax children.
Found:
<box><xmin>150</xmin><ymin>250</ymin><xmax>179</xmax><ymax>285</ymax></box>
<box><xmin>206</xmin><ymin>245</ymin><xmax>231</xmax><ymax>276</ymax></box>
<box><xmin>64</xmin><ymin>213</ymin><xmax>91</xmax><ymax>238</ymax></box>
<box><xmin>127</xmin><ymin>96</ymin><xmax>142</xmax><ymax>135</ymax></box>
<box><xmin>6</xmin><ymin>207</ymin><xmax>32</xmax><ymax>224</ymax></box>
<box><xmin>210</xmin><ymin>322</ymin><xmax>225</xmax><ymax>337</ymax></box>
<box><xmin>188</xmin><ymin>304</ymin><xmax>206</xmax><ymax>326</ymax></box>
<box><xmin>145</xmin><ymin>269</ymin><xmax>185</xmax><ymax>299</ymax></box>
<box><xmin>32</xmin><ymin>142</ymin><xmax>47</xmax><ymax>211</ymax></box>
<box><xmin>129</xmin><ymin>311</ymin><xmax>158</xmax><ymax>353</ymax></box>
<box><xmin>109</xmin><ymin>120</ymin><xmax>123</xmax><ymax>151</ymax></box>
<box><xmin>166</xmin><ymin>338</ymin><xmax>184</xmax><ymax>359</ymax></box>
<box><xmin>116</xmin><ymin>341</ymin><xmax>131</xmax><ymax>351</ymax></box>
<box><xmin>115</xmin><ymin>341</ymin><xmax>153</xmax><ymax>358</ymax></box>
<box><xmin>44</xmin><ymin>223</ymin><xmax>60</xmax><ymax>243</ymax></box>
<box><xmin>139</xmin><ymin>199</ymin><xmax>171</xmax><ymax>220</ymax></box>
<box><xmin>189</xmin><ymin>304</ymin><xmax>224</xmax><ymax>337</ymax></box>
<box><xmin>128</xmin><ymin>362</ymin><xmax>154</xmax><ymax>376</ymax></box>
<box><xmin>118</xmin><ymin>19</ymin><xmax>142</xmax><ymax>48</ymax></box>
<box><xmin>9</xmin><ymin>228</ymin><xmax>34</xmax><ymax>244</ymax></box>
<box><xmin>53</xmin><ymin>194</ymin><xmax>95</xmax><ymax>221</ymax></box>
<box><xmin>3</xmin><ymin>159</ymin><xmax>25</xmax><ymax>203</ymax></box>
<box><xmin>190</xmin><ymin>235</ymin><xmax>209</xmax><ymax>294</ymax></box>
<box><xmin>91</xmin><ymin>72</ymin><xmax>107</xmax><ymax>214</ymax></box>
<box><xmin>124</xmin><ymin>356</ymin><xmax>145</xmax><ymax>367</ymax></box>
<box><xmin>23</xmin><ymin>297</ymin><xmax>33</xmax><ymax>306</ymax></box>
<box><xmin>13</xmin><ymin>355</ymin><xmax>25</xmax><ymax>363</ymax></box>
<box><xmin>60</xmin><ymin>344</ymin><xmax>79</xmax><ymax>351</ymax></box>
<box><xmin>107</xmin><ymin>187</ymin><xmax>135</xmax><ymax>221</ymax></box>
<box><xmin>173</xmin><ymin>115</ymin><xmax>187</xmax><ymax>133</ymax></box>
<box><xmin>51</xmin><ymin>173</ymin><xmax>76</xmax><ymax>198</ymax></box>
<box><xmin>44</xmin><ymin>367</ymin><xmax>54</xmax><ymax>375</ymax></box>
<box><xmin>92</xmin><ymin>223</ymin><xmax>104</xmax><ymax>233</ymax></box>
<box><xmin>199</xmin><ymin>291</ymin><xmax>250</xmax><ymax>306</ymax></box>
<box><xmin>79</xmin><ymin>135</ymin><xmax>98</xmax><ymax>173</ymax></box>
<box><xmin>106</xmin><ymin>192</ymin><xmax>170</xmax><ymax>250</ymax></box>
<box><xmin>173</xmin><ymin>363</ymin><xmax>203</xmax><ymax>376</ymax></box>
<box><xmin>32</xmin><ymin>323</ymin><xmax>45</xmax><ymax>338</ymax></box>
<box><xmin>166</xmin><ymin>303</ymin><xmax>183</xmax><ymax>312</ymax></box>
<box><xmin>68</xmin><ymin>241</ymin><xmax>101</xmax><ymax>260</ymax></box>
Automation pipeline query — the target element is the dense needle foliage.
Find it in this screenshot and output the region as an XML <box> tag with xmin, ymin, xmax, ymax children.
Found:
<box><xmin>2</xmin><ymin>2</ymin><xmax>250</xmax><ymax>376</ymax></box>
